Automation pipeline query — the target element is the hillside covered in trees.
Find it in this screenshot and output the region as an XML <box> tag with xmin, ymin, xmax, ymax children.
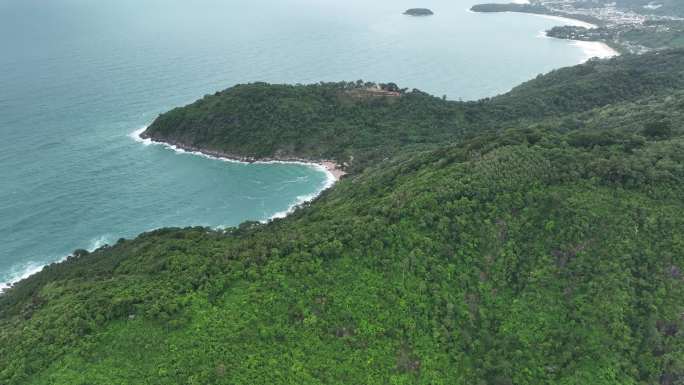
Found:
<box><xmin>2</xmin><ymin>50</ymin><xmax>684</xmax><ymax>384</ymax></box>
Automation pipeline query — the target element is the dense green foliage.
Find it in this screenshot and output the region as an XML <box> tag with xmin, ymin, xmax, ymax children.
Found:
<box><xmin>477</xmin><ymin>50</ymin><xmax>684</xmax><ymax>121</ymax></box>
<box><xmin>3</xmin><ymin>50</ymin><xmax>684</xmax><ymax>384</ymax></box>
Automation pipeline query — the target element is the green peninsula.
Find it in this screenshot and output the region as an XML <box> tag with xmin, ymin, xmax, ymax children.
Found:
<box><xmin>3</xmin><ymin>50</ymin><xmax>684</xmax><ymax>384</ymax></box>
<box><xmin>142</xmin><ymin>51</ymin><xmax>684</xmax><ymax>172</ymax></box>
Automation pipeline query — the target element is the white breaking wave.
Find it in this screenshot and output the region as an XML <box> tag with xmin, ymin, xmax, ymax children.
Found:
<box><xmin>89</xmin><ymin>234</ymin><xmax>113</xmax><ymax>251</ymax></box>
<box><xmin>266</xmin><ymin>170</ymin><xmax>336</xmax><ymax>222</ymax></box>
<box><xmin>0</xmin><ymin>261</ymin><xmax>48</xmax><ymax>292</ymax></box>
<box><xmin>129</xmin><ymin>126</ymin><xmax>153</xmax><ymax>145</ymax></box>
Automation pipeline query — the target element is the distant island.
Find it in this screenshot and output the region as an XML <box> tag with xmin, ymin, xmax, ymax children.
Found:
<box><xmin>404</xmin><ymin>8</ymin><xmax>434</xmax><ymax>16</ymax></box>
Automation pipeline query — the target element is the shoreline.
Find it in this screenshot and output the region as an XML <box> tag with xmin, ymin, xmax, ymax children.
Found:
<box><xmin>129</xmin><ymin>127</ymin><xmax>345</xmax><ymax>221</ymax></box>
<box><xmin>0</xmin><ymin>261</ymin><xmax>52</xmax><ymax>293</ymax></box>
<box><xmin>533</xmin><ymin>20</ymin><xmax>618</xmax><ymax>62</ymax></box>
<box><xmin>130</xmin><ymin>127</ymin><xmax>347</xmax><ymax>182</ymax></box>
<box><xmin>571</xmin><ymin>40</ymin><xmax>618</xmax><ymax>62</ymax></box>
<box><xmin>537</xmin><ymin>13</ymin><xmax>619</xmax><ymax>61</ymax></box>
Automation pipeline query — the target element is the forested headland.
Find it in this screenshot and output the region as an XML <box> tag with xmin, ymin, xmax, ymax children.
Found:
<box><xmin>2</xmin><ymin>50</ymin><xmax>684</xmax><ymax>384</ymax></box>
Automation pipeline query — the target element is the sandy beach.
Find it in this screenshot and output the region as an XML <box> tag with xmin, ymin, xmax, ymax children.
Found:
<box><xmin>533</xmin><ymin>15</ymin><xmax>619</xmax><ymax>61</ymax></box>
<box><xmin>320</xmin><ymin>161</ymin><xmax>347</xmax><ymax>180</ymax></box>
<box><xmin>572</xmin><ymin>40</ymin><xmax>619</xmax><ymax>62</ymax></box>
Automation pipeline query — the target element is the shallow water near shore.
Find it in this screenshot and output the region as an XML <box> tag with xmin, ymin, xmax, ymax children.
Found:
<box><xmin>1</xmin><ymin>0</ymin><xmax>610</xmax><ymax>287</ymax></box>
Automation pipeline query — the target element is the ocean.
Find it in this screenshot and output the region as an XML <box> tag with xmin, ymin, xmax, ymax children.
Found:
<box><xmin>0</xmin><ymin>0</ymin><xmax>614</xmax><ymax>288</ymax></box>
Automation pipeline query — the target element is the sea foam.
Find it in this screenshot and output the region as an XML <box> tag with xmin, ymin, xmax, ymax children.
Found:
<box><xmin>267</xmin><ymin>165</ymin><xmax>336</xmax><ymax>222</ymax></box>
<box><xmin>0</xmin><ymin>261</ymin><xmax>48</xmax><ymax>292</ymax></box>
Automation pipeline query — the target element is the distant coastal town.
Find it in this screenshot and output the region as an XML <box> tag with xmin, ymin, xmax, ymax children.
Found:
<box><xmin>471</xmin><ymin>0</ymin><xmax>684</xmax><ymax>53</ymax></box>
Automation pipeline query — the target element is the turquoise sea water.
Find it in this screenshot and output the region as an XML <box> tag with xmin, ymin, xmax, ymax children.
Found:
<box><xmin>1</xmin><ymin>0</ymin><xmax>595</xmax><ymax>287</ymax></box>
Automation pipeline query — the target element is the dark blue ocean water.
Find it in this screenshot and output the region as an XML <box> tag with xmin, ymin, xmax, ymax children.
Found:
<box><xmin>0</xmin><ymin>0</ymin><xmax>601</xmax><ymax>287</ymax></box>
